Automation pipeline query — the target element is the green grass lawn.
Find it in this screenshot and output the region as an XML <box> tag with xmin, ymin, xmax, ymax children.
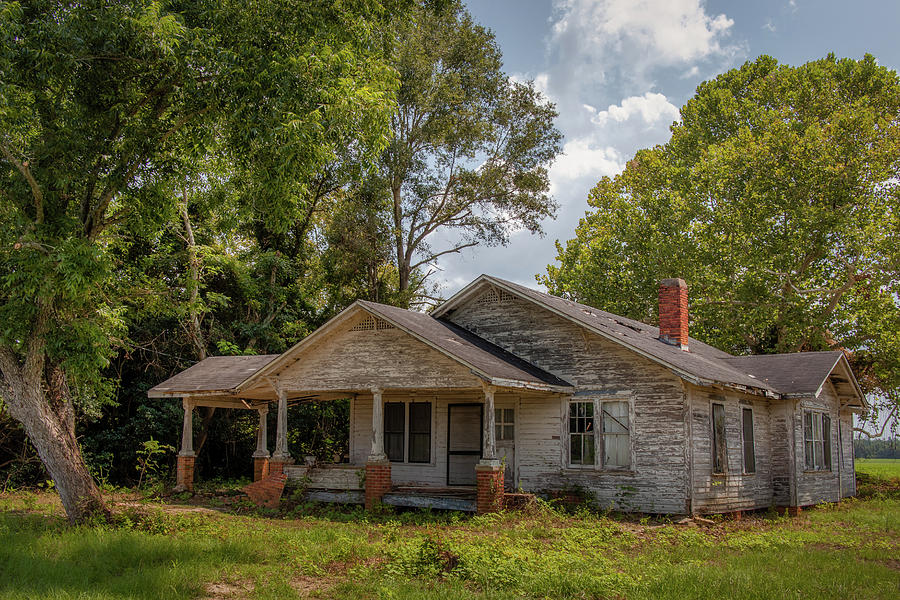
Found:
<box><xmin>0</xmin><ymin>472</ymin><xmax>897</xmax><ymax>600</ymax></box>
<box><xmin>856</xmin><ymin>458</ymin><xmax>900</xmax><ymax>480</ymax></box>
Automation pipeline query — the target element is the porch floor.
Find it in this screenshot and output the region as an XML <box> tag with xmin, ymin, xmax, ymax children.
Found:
<box><xmin>383</xmin><ymin>486</ymin><xmax>477</xmax><ymax>512</ymax></box>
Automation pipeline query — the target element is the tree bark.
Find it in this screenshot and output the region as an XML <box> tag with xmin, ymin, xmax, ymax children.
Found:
<box><xmin>0</xmin><ymin>338</ymin><xmax>108</xmax><ymax>524</ymax></box>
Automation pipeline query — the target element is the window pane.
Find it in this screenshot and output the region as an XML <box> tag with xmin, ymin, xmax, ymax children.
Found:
<box><xmin>805</xmin><ymin>440</ymin><xmax>815</xmax><ymax>470</ymax></box>
<box><xmin>742</xmin><ymin>408</ymin><xmax>755</xmax><ymax>473</ymax></box>
<box><xmin>603</xmin><ymin>402</ymin><xmax>628</xmax><ymax>434</ymax></box>
<box><xmin>495</xmin><ymin>424</ymin><xmax>502</xmax><ymax>440</ymax></box>
<box><xmin>583</xmin><ymin>434</ymin><xmax>596</xmax><ymax>465</ymax></box>
<box><xmin>823</xmin><ymin>415</ymin><xmax>832</xmax><ymax>470</ymax></box>
<box><xmin>384</xmin><ymin>403</ymin><xmax>405</xmax><ymax>462</ymax></box>
<box><xmin>712</xmin><ymin>403</ymin><xmax>726</xmax><ymax>474</ymax></box>
<box><xmin>504</xmin><ymin>408</ymin><xmax>514</xmax><ymax>424</ymax></box>
<box><xmin>495</xmin><ymin>408</ymin><xmax>503</xmax><ymax>423</ymax></box>
<box><xmin>408</xmin><ymin>433</ymin><xmax>430</xmax><ymax>463</ymax></box>
<box><xmin>570</xmin><ymin>433</ymin><xmax>582</xmax><ymax>463</ymax></box>
<box><xmin>407</xmin><ymin>403</ymin><xmax>431</xmax><ymax>463</ymax></box>
<box><xmin>504</xmin><ymin>425</ymin><xmax>514</xmax><ymax>440</ymax></box>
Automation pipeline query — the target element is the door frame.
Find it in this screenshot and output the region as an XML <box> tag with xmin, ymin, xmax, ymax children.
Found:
<box><xmin>446</xmin><ymin>402</ymin><xmax>483</xmax><ymax>486</ymax></box>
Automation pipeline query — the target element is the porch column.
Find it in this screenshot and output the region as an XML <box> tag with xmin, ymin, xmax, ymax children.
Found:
<box><xmin>176</xmin><ymin>398</ymin><xmax>196</xmax><ymax>492</ymax></box>
<box><xmin>270</xmin><ymin>385</ymin><xmax>292</xmax><ymax>474</ymax></box>
<box><xmin>366</xmin><ymin>387</ymin><xmax>391</xmax><ymax>510</ymax></box>
<box><xmin>252</xmin><ymin>405</ymin><xmax>270</xmax><ymax>481</ymax></box>
<box><xmin>476</xmin><ymin>382</ymin><xmax>504</xmax><ymax>514</ymax></box>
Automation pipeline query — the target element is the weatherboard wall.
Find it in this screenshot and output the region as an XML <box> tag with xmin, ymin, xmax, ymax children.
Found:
<box><xmin>444</xmin><ymin>291</ymin><xmax>690</xmax><ymax>514</ymax></box>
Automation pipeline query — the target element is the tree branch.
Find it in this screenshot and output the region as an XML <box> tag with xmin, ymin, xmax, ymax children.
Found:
<box><xmin>0</xmin><ymin>139</ymin><xmax>44</xmax><ymax>224</ymax></box>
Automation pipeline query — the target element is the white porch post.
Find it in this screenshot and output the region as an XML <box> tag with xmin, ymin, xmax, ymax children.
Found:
<box><xmin>272</xmin><ymin>385</ymin><xmax>291</xmax><ymax>462</ymax></box>
<box><xmin>481</xmin><ymin>383</ymin><xmax>499</xmax><ymax>465</ymax></box>
<box><xmin>253</xmin><ymin>405</ymin><xmax>269</xmax><ymax>458</ymax></box>
<box><xmin>179</xmin><ymin>398</ymin><xmax>195</xmax><ymax>456</ymax></box>
<box><xmin>369</xmin><ymin>387</ymin><xmax>386</xmax><ymax>461</ymax></box>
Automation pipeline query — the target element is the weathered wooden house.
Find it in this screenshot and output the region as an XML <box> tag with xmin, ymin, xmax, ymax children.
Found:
<box><xmin>149</xmin><ymin>275</ymin><xmax>866</xmax><ymax>515</ymax></box>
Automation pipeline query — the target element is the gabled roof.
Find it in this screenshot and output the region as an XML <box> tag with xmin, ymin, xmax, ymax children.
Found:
<box><xmin>232</xmin><ymin>300</ymin><xmax>572</xmax><ymax>395</ymax></box>
<box><xmin>721</xmin><ymin>352</ymin><xmax>865</xmax><ymax>403</ymax></box>
<box><xmin>147</xmin><ymin>355</ymin><xmax>279</xmax><ymax>397</ymax></box>
<box><xmin>433</xmin><ymin>275</ymin><xmax>866</xmax><ymax>405</ymax></box>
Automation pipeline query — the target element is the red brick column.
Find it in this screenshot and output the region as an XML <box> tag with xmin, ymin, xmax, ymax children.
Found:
<box><xmin>476</xmin><ymin>463</ymin><xmax>504</xmax><ymax>515</ymax></box>
<box><xmin>175</xmin><ymin>454</ymin><xmax>195</xmax><ymax>492</ymax></box>
<box><xmin>267</xmin><ymin>459</ymin><xmax>290</xmax><ymax>477</ymax></box>
<box><xmin>365</xmin><ymin>459</ymin><xmax>392</xmax><ymax>510</ymax></box>
<box><xmin>253</xmin><ymin>456</ymin><xmax>269</xmax><ymax>482</ymax></box>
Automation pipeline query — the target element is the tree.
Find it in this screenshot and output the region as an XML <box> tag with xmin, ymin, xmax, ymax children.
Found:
<box><xmin>542</xmin><ymin>55</ymin><xmax>900</xmax><ymax>431</ymax></box>
<box><xmin>0</xmin><ymin>0</ymin><xmax>402</xmax><ymax>523</ymax></box>
<box><xmin>374</xmin><ymin>0</ymin><xmax>561</xmax><ymax>306</ymax></box>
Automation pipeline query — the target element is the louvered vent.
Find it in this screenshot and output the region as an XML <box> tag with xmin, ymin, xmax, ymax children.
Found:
<box><xmin>350</xmin><ymin>316</ymin><xmax>394</xmax><ymax>331</ymax></box>
<box><xmin>475</xmin><ymin>288</ymin><xmax>517</xmax><ymax>305</ymax></box>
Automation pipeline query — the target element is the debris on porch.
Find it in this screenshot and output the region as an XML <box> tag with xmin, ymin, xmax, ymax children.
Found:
<box><xmin>243</xmin><ymin>473</ymin><xmax>287</xmax><ymax>508</ymax></box>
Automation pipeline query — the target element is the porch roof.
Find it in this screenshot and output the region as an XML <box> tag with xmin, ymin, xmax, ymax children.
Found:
<box><xmin>147</xmin><ymin>355</ymin><xmax>279</xmax><ymax>397</ymax></box>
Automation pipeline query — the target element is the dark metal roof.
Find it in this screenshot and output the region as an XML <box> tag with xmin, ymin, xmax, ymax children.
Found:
<box><xmin>147</xmin><ymin>355</ymin><xmax>279</xmax><ymax>397</ymax></box>
<box><xmin>358</xmin><ymin>300</ymin><xmax>572</xmax><ymax>389</ymax></box>
<box><xmin>720</xmin><ymin>352</ymin><xmax>844</xmax><ymax>397</ymax></box>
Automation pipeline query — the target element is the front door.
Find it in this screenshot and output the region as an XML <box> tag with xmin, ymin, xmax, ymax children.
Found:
<box><xmin>495</xmin><ymin>406</ymin><xmax>515</xmax><ymax>491</ymax></box>
<box><xmin>447</xmin><ymin>403</ymin><xmax>482</xmax><ymax>486</ymax></box>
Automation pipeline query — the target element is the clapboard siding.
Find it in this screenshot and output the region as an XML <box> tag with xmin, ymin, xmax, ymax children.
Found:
<box><xmin>446</xmin><ymin>293</ymin><xmax>689</xmax><ymax>513</ymax></box>
<box><xmin>793</xmin><ymin>383</ymin><xmax>845</xmax><ymax>505</ymax></box>
<box><xmin>276</xmin><ymin>314</ymin><xmax>481</xmax><ymax>392</ymax></box>
<box><xmin>688</xmin><ymin>385</ymin><xmax>775</xmax><ymax>512</ymax></box>
<box><xmin>839</xmin><ymin>410</ymin><xmax>856</xmax><ymax>497</ymax></box>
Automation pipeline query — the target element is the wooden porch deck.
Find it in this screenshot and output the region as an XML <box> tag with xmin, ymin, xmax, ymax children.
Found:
<box><xmin>383</xmin><ymin>486</ymin><xmax>477</xmax><ymax>512</ymax></box>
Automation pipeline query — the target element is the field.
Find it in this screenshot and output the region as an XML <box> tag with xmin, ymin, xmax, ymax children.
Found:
<box><xmin>0</xmin><ymin>469</ymin><xmax>897</xmax><ymax>600</ymax></box>
<box><xmin>856</xmin><ymin>458</ymin><xmax>900</xmax><ymax>480</ymax></box>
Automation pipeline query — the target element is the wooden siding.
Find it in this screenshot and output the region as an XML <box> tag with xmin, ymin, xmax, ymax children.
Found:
<box><xmin>687</xmin><ymin>385</ymin><xmax>775</xmax><ymax>513</ymax></box>
<box><xmin>273</xmin><ymin>313</ymin><xmax>482</xmax><ymax>392</ymax></box>
<box><xmin>792</xmin><ymin>382</ymin><xmax>848</xmax><ymax>506</ymax></box>
<box><xmin>445</xmin><ymin>293</ymin><xmax>689</xmax><ymax>514</ymax></box>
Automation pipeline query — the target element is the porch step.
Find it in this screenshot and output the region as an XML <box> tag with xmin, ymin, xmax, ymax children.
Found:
<box><xmin>382</xmin><ymin>488</ymin><xmax>477</xmax><ymax>512</ymax></box>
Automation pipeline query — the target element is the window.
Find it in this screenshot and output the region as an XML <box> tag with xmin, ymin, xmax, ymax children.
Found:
<box><xmin>408</xmin><ymin>403</ymin><xmax>431</xmax><ymax>463</ymax></box>
<box><xmin>712</xmin><ymin>403</ymin><xmax>726</xmax><ymax>474</ymax></box>
<box><xmin>602</xmin><ymin>401</ymin><xmax>630</xmax><ymax>469</ymax></box>
<box><xmin>495</xmin><ymin>408</ymin><xmax>514</xmax><ymax>441</ymax></box>
<box><xmin>568</xmin><ymin>401</ymin><xmax>595</xmax><ymax>466</ymax></box>
<box><xmin>568</xmin><ymin>399</ymin><xmax>631</xmax><ymax>469</ymax></box>
<box><xmin>384</xmin><ymin>403</ymin><xmax>405</xmax><ymax>462</ymax></box>
<box><xmin>804</xmin><ymin>411</ymin><xmax>832</xmax><ymax>471</ymax></box>
<box><xmin>742</xmin><ymin>408</ymin><xmax>756</xmax><ymax>474</ymax></box>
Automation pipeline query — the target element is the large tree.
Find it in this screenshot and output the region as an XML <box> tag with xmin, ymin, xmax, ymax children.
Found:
<box><xmin>0</xmin><ymin>0</ymin><xmax>402</xmax><ymax>523</ymax></box>
<box><xmin>542</xmin><ymin>55</ymin><xmax>900</xmax><ymax>432</ymax></box>
<box><xmin>374</xmin><ymin>0</ymin><xmax>561</xmax><ymax>306</ymax></box>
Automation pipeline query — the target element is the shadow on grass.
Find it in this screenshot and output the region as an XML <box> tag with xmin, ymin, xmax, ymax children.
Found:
<box><xmin>0</xmin><ymin>512</ymin><xmax>255</xmax><ymax>600</ymax></box>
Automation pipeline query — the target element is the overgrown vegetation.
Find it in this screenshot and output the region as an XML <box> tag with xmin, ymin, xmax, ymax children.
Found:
<box><xmin>0</xmin><ymin>464</ymin><xmax>897</xmax><ymax>599</ymax></box>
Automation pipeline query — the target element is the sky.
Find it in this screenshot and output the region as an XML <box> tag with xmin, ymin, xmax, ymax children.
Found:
<box><xmin>427</xmin><ymin>0</ymin><xmax>900</xmax><ymax>296</ymax></box>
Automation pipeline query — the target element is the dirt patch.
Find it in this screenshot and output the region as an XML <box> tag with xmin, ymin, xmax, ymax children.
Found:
<box><xmin>199</xmin><ymin>580</ymin><xmax>255</xmax><ymax>599</ymax></box>
<box><xmin>291</xmin><ymin>575</ymin><xmax>334</xmax><ymax>597</ymax></box>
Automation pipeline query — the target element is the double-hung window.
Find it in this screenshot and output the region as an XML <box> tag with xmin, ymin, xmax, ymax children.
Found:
<box><xmin>568</xmin><ymin>399</ymin><xmax>631</xmax><ymax>469</ymax></box>
<box><xmin>383</xmin><ymin>401</ymin><xmax>432</xmax><ymax>463</ymax></box>
<box><xmin>803</xmin><ymin>411</ymin><xmax>832</xmax><ymax>471</ymax></box>
<box><xmin>741</xmin><ymin>407</ymin><xmax>756</xmax><ymax>474</ymax></box>
<box><xmin>712</xmin><ymin>403</ymin><xmax>726</xmax><ymax>474</ymax></box>
<box><xmin>495</xmin><ymin>408</ymin><xmax>514</xmax><ymax>441</ymax></box>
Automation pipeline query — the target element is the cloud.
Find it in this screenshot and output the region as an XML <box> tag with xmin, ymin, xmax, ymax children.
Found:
<box><xmin>550</xmin><ymin>138</ymin><xmax>624</xmax><ymax>186</ymax></box>
<box><xmin>763</xmin><ymin>19</ymin><xmax>776</xmax><ymax>33</ymax></box>
<box><xmin>586</xmin><ymin>92</ymin><xmax>680</xmax><ymax>128</ymax></box>
<box><xmin>550</xmin><ymin>0</ymin><xmax>737</xmax><ymax>89</ymax></box>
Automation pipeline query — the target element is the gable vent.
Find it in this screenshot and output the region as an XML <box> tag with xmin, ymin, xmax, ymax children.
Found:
<box><xmin>350</xmin><ymin>316</ymin><xmax>394</xmax><ymax>332</ymax></box>
<box><xmin>475</xmin><ymin>288</ymin><xmax>517</xmax><ymax>305</ymax></box>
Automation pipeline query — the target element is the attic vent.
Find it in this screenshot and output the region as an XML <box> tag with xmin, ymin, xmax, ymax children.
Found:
<box><xmin>350</xmin><ymin>316</ymin><xmax>394</xmax><ymax>332</ymax></box>
<box><xmin>475</xmin><ymin>288</ymin><xmax>517</xmax><ymax>305</ymax></box>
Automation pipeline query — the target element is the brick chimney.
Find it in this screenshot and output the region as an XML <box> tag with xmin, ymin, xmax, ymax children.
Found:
<box><xmin>658</xmin><ymin>278</ymin><xmax>689</xmax><ymax>350</ymax></box>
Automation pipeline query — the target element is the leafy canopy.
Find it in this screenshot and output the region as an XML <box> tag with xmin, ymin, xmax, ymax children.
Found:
<box><xmin>542</xmin><ymin>55</ymin><xmax>900</xmax><ymax>415</ymax></box>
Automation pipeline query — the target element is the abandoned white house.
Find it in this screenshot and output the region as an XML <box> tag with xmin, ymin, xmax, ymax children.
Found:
<box><xmin>148</xmin><ymin>275</ymin><xmax>866</xmax><ymax>515</ymax></box>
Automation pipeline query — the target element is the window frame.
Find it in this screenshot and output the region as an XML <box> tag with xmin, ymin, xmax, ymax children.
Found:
<box><xmin>407</xmin><ymin>402</ymin><xmax>432</xmax><ymax>464</ymax></box>
<box><xmin>494</xmin><ymin>407</ymin><xmax>515</xmax><ymax>442</ymax></box>
<box><xmin>803</xmin><ymin>410</ymin><xmax>833</xmax><ymax>472</ymax></box>
<box><xmin>382</xmin><ymin>399</ymin><xmax>434</xmax><ymax>465</ymax></box>
<box><xmin>711</xmin><ymin>402</ymin><xmax>727</xmax><ymax>475</ymax></box>
<box><xmin>565</xmin><ymin>397</ymin><xmax>633</xmax><ymax>471</ymax></box>
<box><xmin>741</xmin><ymin>407</ymin><xmax>756</xmax><ymax>475</ymax></box>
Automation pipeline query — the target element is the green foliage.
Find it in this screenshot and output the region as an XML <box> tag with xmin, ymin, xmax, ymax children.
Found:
<box><xmin>134</xmin><ymin>438</ymin><xmax>175</xmax><ymax>488</ymax></box>
<box><xmin>543</xmin><ymin>54</ymin><xmax>900</xmax><ymax>415</ymax></box>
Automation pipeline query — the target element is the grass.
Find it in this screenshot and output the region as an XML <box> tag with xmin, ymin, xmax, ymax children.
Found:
<box><xmin>0</xmin><ymin>472</ymin><xmax>897</xmax><ymax>599</ymax></box>
<box><xmin>856</xmin><ymin>458</ymin><xmax>900</xmax><ymax>480</ymax></box>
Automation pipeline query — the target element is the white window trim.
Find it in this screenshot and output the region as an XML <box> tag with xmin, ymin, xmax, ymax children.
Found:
<box><xmin>564</xmin><ymin>396</ymin><xmax>634</xmax><ymax>472</ymax></box>
<box><xmin>384</xmin><ymin>398</ymin><xmax>436</xmax><ymax>466</ymax></box>
<box><xmin>494</xmin><ymin>406</ymin><xmax>515</xmax><ymax>442</ymax></box>
<box><xmin>803</xmin><ymin>409</ymin><xmax>833</xmax><ymax>473</ymax></box>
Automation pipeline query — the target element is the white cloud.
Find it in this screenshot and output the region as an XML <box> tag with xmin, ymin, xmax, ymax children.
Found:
<box><xmin>587</xmin><ymin>92</ymin><xmax>680</xmax><ymax>127</ymax></box>
<box><xmin>551</xmin><ymin>0</ymin><xmax>736</xmax><ymax>68</ymax></box>
<box><xmin>763</xmin><ymin>19</ymin><xmax>776</xmax><ymax>33</ymax></box>
<box><xmin>550</xmin><ymin>138</ymin><xmax>624</xmax><ymax>186</ymax></box>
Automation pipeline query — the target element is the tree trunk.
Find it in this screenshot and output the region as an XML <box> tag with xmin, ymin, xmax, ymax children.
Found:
<box><xmin>391</xmin><ymin>182</ymin><xmax>411</xmax><ymax>301</ymax></box>
<box><xmin>0</xmin><ymin>345</ymin><xmax>108</xmax><ymax>524</ymax></box>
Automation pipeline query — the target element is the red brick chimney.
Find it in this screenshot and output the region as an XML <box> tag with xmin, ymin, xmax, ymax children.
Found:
<box><xmin>658</xmin><ymin>278</ymin><xmax>689</xmax><ymax>350</ymax></box>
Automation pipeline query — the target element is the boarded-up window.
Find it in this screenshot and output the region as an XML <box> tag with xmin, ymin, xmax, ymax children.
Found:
<box><xmin>602</xmin><ymin>401</ymin><xmax>630</xmax><ymax>469</ymax></box>
<box><xmin>742</xmin><ymin>408</ymin><xmax>756</xmax><ymax>474</ymax></box>
<box><xmin>712</xmin><ymin>403</ymin><xmax>726</xmax><ymax>474</ymax></box>
<box><xmin>408</xmin><ymin>403</ymin><xmax>431</xmax><ymax>463</ymax></box>
<box><xmin>569</xmin><ymin>401</ymin><xmax>595</xmax><ymax>466</ymax></box>
<box><xmin>384</xmin><ymin>402</ymin><xmax>405</xmax><ymax>462</ymax></box>
<box><xmin>804</xmin><ymin>411</ymin><xmax>831</xmax><ymax>471</ymax></box>
<box><xmin>495</xmin><ymin>408</ymin><xmax>514</xmax><ymax>441</ymax></box>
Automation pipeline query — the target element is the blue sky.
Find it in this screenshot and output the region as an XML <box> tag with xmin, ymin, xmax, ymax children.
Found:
<box><xmin>429</xmin><ymin>0</ymin><xmax>900</xmax><ymax>296</ymax></box>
